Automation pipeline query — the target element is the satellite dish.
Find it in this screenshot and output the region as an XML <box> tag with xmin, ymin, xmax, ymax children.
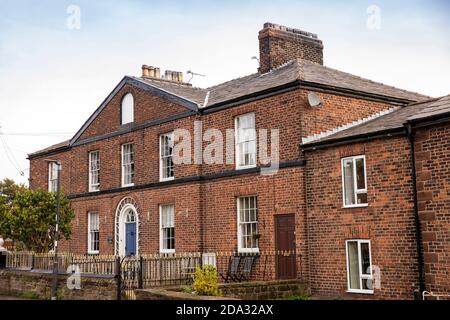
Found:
<box><xmin>308</xmin><ymin>92</ymin><xmax>322</xmax><ymax>107</ymax></box>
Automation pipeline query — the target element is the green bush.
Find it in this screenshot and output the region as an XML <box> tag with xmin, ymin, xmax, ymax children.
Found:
<box><xmin>192</xmin><ymin>265</ymin><xmax>220</xmax><ymax>296</ymax></box>
<box><xmin>182</xmin><ymin>286</ymin><xmax>193</xmax><ymax>294</ymax></box>
<box><xmin>288</xmin><ymin>294</ymin><xmax>311</xmax><ymax>300</ymax></box>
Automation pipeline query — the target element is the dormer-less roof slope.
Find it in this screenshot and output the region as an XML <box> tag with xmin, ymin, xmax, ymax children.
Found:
<box><xmin>28</xmin><ymin>140</ymin><xmax>70</xmax><ymax>157</ymax></box>
<box><xmin>407</xmin><ymin>94</ymin><xmax>450</xmax><ymax>122</ymax></box>
<box><xmin>29</xmin><ymin>59</ymin><xmax>431</xmax><ymax>157</ymax></box>
<box><xmin>136</xmin><ymin>59</ymin><xmax>430</xmax><ymax>109</ymax></box>
<box><xmin>133</xmin><ymin>77</ymin><xmax>207</xmax><ymax>106</ymax></box>
<box><xmin>302</xmin><ymin>94</ymin><xmax>450</xmax><ymax>148</ymax></box>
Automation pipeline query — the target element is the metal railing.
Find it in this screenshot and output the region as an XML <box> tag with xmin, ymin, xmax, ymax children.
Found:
<box><xmin>4</xmin><ymin>250</ymin><xmax>302</xmax><ymax>300</ymax></box>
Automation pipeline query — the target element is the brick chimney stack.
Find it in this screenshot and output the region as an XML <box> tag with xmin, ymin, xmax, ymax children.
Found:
<box><xmin>258</xmin><ymin>22</ymin><xmax>324</xmax><ymax>73</ymax></box>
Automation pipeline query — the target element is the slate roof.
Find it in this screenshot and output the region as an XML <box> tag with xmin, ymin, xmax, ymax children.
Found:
<box><xmin>133</xmin><ymin>77</ymin><xmax>206</xmax><ymax>105</ymax></box>
<box><xmin>29</xmin><ymin>140</ymin><xmax>70</xmax><ymax>157</ymax></box>
<box><xmin>135</xmin><ymin>59</ymin><xmax>429</xmax><ymax>108</ymax></box>
<box><xmin>408</xmin><ymin>94</ymin><xmax>450</xmax><ymax>122</ymax></box>
<box><xmin>302</xmin><ymin>94</ymin><xmax>450</xmax><ymax>146</ymax></box>
<box><xmin>30</xmin><ymin>58</ymin><xmax>432</xmax><ymax>156</ymax></box>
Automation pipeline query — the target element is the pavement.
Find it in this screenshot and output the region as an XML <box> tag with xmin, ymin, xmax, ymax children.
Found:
<box><xmin>0</xmin><ymin>295</ymin><xmax>27</xmax><ymax>300</ymax></box>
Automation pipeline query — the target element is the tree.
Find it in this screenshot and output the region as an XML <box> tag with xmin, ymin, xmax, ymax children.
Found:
<box><xmin>2</xmin><ymin>187</ymin><xmax>75</xmax><ymax>253</ymax></box>
<box><xmin>0</xmin><ymin>178</ymin><xmax>26</xmax><ymax>237</ymax></box>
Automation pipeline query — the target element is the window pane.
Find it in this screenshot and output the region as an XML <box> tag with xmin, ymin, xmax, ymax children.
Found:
<box><xmin>360</xmin><ymin>243</ymin><xmax>371</xmax><ymax>275</ymax></box>
<box><xmin>89</xmin><ymin>151</ymin><xmax>100</xmax><ymax>191</ymax></box>
<box><xmin>160</xmin><ymin>133</ymin><xmax>174</xmax><ymax>179</ymax></box>
<box><xmin>161</xmin><ymin>205</ymin><xmax>175</xmax><ymax>251</ymax></box>
<box><xmin>89</xmin><ymin>212</ymin><xmax>100</xmax><ymax>253</ymax></box>
<box><xmin>121</xmin><ymin>93</ymin><xmax>134</xmax><ymax>124</ymax></box>
<box><xmin>347</xmin><ymin>241</ymin><xmax>361</xmax><ymax>290</ymax></box>
<box><xmin>236</xmin><ymin>114</ymin><xmax>256</xmax><ymax>168</ymax></box>
<box><xmin>356</xmin><ymin>158</ymin><xmax>366</xmax><ymax>190</ymax></box>
<box><xmin>357</xmin><ymin>193</ymin><xmax>368</xmax><ymax>205</ymax></box>
<box><xmin>48</xmin><ymin>163</ymin><xmax>59</xmax><ymax>192</ymax></box>
<box><xmin>161</xmin><ymin>205</ymin><xmax>174</xmax><ymax>228</ymax></box>
<box><xmin>343</xmin><ymin>159</ymin><xmax>355</xmax><ymax>206</ymax></box>
<box><xmin>238</xmin><ymin>196</ymin><xmax>258</xmax><ymax>250</ymax></box>
<box><xmin>122</xmin><ymin>144</ymin><xmax>134</xmax><ymax>185</ymax></box>
<box><xmin>362</xmin><ymin>278</ymin><xmax>371</xmax><ymax>290</ymax></box>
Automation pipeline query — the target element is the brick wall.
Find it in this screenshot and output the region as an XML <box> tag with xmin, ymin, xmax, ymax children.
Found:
<box><xmin>29</xmin><ymin>87</ymin><xmax>393</xmax><ymax>196</ymax></box>
<box><xmin>304</xmin><ymin>137</ymin><xmax>420</xmax><ymax>299</ymax></box>
<box><xmin>298</xmin><ymin>91</ymin><xmax>394</xmax><ymax>138</ymax></box>
<box><xmin>28</xmin><ymin>73</ymin><xmax>409</xmax><ymax>298</ymax></box>
<box><xmin>414</xmin><ymin>123</ymin><xmax>450</xmax><ymax>296</ymax></box>
<box><xmin>79</xmin><ymin>84</ymin><xmax>188</xmax><ymax>141</ymax></box>
<box><xmin>201</xmin><ymin>167</ymin><xmax>307</xmax><ymax>280</ymax></box>
<box><xmin>60</xmin><ymin>183</ymin><xmax>202</xmax><ymax>255</ymax></box>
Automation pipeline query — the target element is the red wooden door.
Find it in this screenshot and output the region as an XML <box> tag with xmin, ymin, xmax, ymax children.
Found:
<box><xmin>275</xmin><ymin>214</ymin><xmax>297</xmax><ymax>279</ymax></box>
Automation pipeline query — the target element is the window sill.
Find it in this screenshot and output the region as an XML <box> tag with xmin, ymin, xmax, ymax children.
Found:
<box><xmin>88</xmin><ymin>189</ymin><xmax>100</xmax><ymax>193</ymax></box>
<box><xmin>160</xmin><ymin>250</ymin><xmax>175</xmax><ymax>254</ymax></box>
<box><xmin>343</xmin><ymin>204</ymin><xmax>368</xmax><ymax>209</ymax></box>
<box><xmin>238</xmin><ymin>249</ymin><xmax>260</xmax><ymax>255</ymax></box>
<box><xmin>88</xmin><ymin>251</ymin><xmax>99</xmax><ymax>255</ymax></box>
<box><xmin>236</xmin><ymin>165</ymin><xmax>257</xmax><ymax>171</ymax></box>
<box><xmin>122</xmin><ymin>183</ymin><xmax>135</xmax><ymax>188</ymax></box>
<box><xmin>160</xmin><ymin>177</ymin><xmax>175</xmax><ymax>183</ymax></box>
<box><xmin>346</xmin><ymin>289</ymin><xmax>374</xmax><ymax>295</ymax></box>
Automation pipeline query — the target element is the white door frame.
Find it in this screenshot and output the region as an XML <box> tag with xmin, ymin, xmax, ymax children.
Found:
<box><xmin>115</xmin><ymin>198</ymin><xmax>139</xmax><ymax>256</ymax></box>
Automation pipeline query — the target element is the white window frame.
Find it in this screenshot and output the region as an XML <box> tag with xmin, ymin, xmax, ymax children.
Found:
<box><xmin>121</xmin><ymin>93</ymin><xmax>134</xmax><ymax>125</ymax></box>
<box><xmin>345</xmin><ymin>240</ymin><xmax>374</xmax><ymax>294</ymax></box>
<box><xmin>48</xmin><ymin>162</ymin><xmax>58</xmax><ymax>192</ymax></box>
<box><xmin>235</xmin><ymin>113</ymin><xmax>257</xmax><ymax>170</ymax></box>
<box><xmin>341</xmin><ymin>155</ymin><xmax>368</xmax><ymax>208</ymax></box>
<box><xmin>121</xmin><ymin>143</ymin><xmax>135</xmax><ymax>187</ymax></box>
<box><xmin>87</xmin><ymin>212</ymin><xmax>100</xmax><ymax>255</ymax></box>
<box><xmin>88</xmin><ymin>151</ymin><xmax>100</xmax><ymax>192</ymax></box>
<box><xmin>159</xmin><ymin>132</ymin><xmax>175</xmax><ymax>182</ymax></box>
<box><xmin>159</xmin><ymin>204</ymin><xmax>175</xmax><ymax>254</ymax></box>
<box><xmin>237</xmin><ymin>196</ymin><xmax>259</xmax><ymax>254</ymax></box>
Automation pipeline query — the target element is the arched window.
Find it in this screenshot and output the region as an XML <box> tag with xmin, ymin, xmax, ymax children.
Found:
<box><xmin>125</xmin><ymin>209</ymin><xmax>136</xmax><ymax>223</ymax></box>
<box><xmin>121</xmin><ymin>93</ymin><xmax>134</xmax><ymax>125</ymax></box>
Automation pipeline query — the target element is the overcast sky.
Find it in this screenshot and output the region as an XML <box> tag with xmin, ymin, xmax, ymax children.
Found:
<box><xmin>0</xmin><ymin>0</ymin><xmax>449</xmax><ymax>185</ymax></box>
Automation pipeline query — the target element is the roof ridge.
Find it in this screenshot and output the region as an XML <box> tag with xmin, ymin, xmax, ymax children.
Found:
<box><xmin>406</xmin><ymin>94</ymin><xmax>450</xmax><ymax>107</ymax></box>
<box><xmin>136</xmin><ymin>76</ymin><xmax>206</xmax><ymax>91</ymax></box>
<box><xmin>258</xmin><ymin>60</ymin><xmax>298</xmax><ymax>78</ymax></box>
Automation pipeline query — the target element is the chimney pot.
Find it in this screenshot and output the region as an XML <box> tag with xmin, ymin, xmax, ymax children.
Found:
<box><xmin>142</xmin><ymin>65</ymin><xmax>149</xmax><ymax>77</ymax></box>
<box><xmin>154</xmin><ymin>67</ymin><xmax>160</xmax><ymax>78</ymax></box>
<box><xmin>148</xmin><ymin>66</ymin><xmax>155</xmax><ymax>78</ymax></box>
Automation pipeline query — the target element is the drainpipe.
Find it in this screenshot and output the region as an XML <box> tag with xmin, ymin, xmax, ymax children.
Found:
<box><xmin>406</xmin><ymin>124</ymin><xmax>425</xmax><ymax>299</ymax></box>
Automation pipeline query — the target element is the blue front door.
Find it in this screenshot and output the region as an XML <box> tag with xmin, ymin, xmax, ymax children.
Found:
<box><xmin>125</xmin><ymin>223</ymin><xmax>136</xmax><ymax>256</ymax></box>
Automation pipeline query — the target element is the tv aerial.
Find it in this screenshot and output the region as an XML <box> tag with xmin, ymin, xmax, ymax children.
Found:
<box><xmin>187</xmin><ymin>70</ymin><xmax>206</xmax><ymax>83</ymax></box>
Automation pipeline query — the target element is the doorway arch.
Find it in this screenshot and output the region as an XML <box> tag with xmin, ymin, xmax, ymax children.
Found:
<box><xmin>115</xmin><ymin>197</ymin><xmax>140</xmax><ymax>256</ymax></box>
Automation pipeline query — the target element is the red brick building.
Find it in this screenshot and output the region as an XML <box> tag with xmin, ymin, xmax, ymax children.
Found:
<box><xmin>28</xmin><ymin>23</ymin><xmax>449</xmax><ymax>299</ymax></box>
